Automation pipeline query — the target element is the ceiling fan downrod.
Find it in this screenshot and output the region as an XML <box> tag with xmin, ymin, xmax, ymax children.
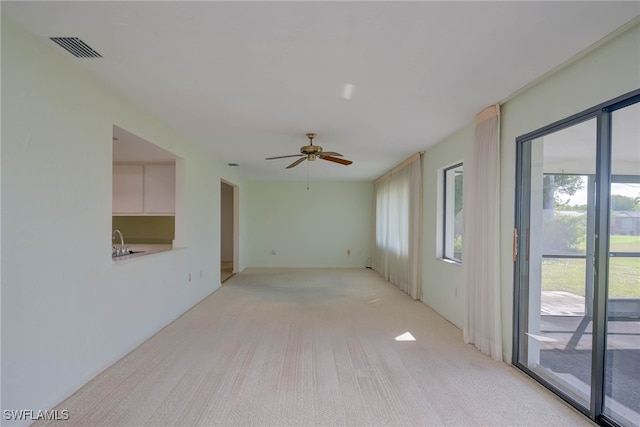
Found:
<box><xmin>306</xmin><ymin>133</ymin><xmax>315</xmax><ymax>144</ymax></box>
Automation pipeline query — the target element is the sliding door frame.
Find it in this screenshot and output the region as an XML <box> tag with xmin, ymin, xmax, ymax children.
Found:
<box><xmin>513</xmin><ymin>88</ymin><xmax>640</xmax><ymax>426</ymax></box>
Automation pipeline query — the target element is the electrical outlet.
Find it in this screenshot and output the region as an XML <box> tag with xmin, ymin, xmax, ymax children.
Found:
<box><xmin>188</xmin><ymin>273</ymin><xmax>191</xmax><ymax>282</ymax></box>
<box><xmin>454</xmin><ymin>287</ymin><xmax>458</xmax><ymax>297</ymax></box>
<box><xmin>271</xmin><ymin>249</ymin><xmax>277</xmax><ymax>255</ymax></box>
<box><xmin>347</xmin><ymin>249</ymin><xmax>351</xmax><ymax>256</ymax></box>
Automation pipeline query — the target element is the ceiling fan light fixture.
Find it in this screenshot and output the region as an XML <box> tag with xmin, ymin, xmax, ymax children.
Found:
<box><xmin>266</xmin><ymin>133</ymin><xmax>353</xmax><ymax>169</ymax></box>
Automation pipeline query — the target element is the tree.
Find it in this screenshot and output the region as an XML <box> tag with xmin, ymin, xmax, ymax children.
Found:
<box><xmin>543</xmin><ymin>214</ymin><xmax>586</xmax><ymax>254</ymax></box>
<box><xmin>454</xmin><ymin>172</ymin><xmax>463</xmax><ymax>215</ymax></box>
<box><xmin>610</xmin><ymin>194</ymin><xmax>638</xmax><ymax>211</ymax></box>
<box><xmin>543</xmin><ymin>174</ymin><xmax>584</xmax><ymax>210</ymax></box>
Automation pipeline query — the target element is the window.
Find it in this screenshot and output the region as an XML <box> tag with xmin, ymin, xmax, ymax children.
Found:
<box><xmin>443</xmin><ymin>163</ymin><xmax>463</xmax><ymax>262</ymax></box>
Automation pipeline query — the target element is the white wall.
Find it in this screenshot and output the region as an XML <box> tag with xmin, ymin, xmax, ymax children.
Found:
<box><xmin>418</xmin><ymin>21</ymin><xmax>639</xmax><ymax>360</ymax></box>
<box><xmin>247</xmin><ymin>181</ymin><xmax>373</xmax><ymax>268</ymax></box>
<box><xmin>1</xmin><ymin>16</ymin><xmax>248</xmax><ymax>424</ymax></box>
<box><xmin>421</xmin><ymin>124</ymin><xmax>473</xmax><ymax>329</ymax></box>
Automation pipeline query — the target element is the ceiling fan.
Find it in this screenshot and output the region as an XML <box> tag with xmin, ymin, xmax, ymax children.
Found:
<box><xmin>265</xmin><ymin>133</ymin><xmax>353</xmax><ymax>169</ymax></box>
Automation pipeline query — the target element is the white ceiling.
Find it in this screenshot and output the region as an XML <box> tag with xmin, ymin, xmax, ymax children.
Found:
<box><xmin>3</xmin><ymin>1</ymin><xmax>639</xmax><ymax>181</ymax></box>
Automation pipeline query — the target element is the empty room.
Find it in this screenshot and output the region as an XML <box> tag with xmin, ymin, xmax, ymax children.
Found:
<box><xmin>1</xmin><ymin>2</ymin><xmax>639</xmax><ymax>427</ymax></box>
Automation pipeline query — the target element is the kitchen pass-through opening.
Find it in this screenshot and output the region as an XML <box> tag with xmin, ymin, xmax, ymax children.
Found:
<box><xmin>112</xmin><ymin>125</ymin><xmax>185</xmax><ymax>258</ymax></box>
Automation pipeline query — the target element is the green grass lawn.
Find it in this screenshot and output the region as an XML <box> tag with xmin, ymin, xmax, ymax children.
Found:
<box><xmin>573</xmin><ymin>234</ymin><xmax>640</xmax><ymax>253</ymax></box>
<box><xmin>542</xmin><ymin>234</ymin><xmax>639</xmax><ymax>298</ymax></box>
<box><xmin>542</xmin><ymin>257</ymin><xmax>639</xmax><ymax>298</ymax></box>
<box><xmin>609</xmin><ymin>235</ymin><xmax>640</xmax><ymax>252</ymax></box>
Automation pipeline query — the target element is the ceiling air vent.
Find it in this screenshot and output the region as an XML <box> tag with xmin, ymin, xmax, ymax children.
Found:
<box><xmin>50</xmin><ymin>37</ymin><xmax>102</xmax><ymax>58</ymax></box>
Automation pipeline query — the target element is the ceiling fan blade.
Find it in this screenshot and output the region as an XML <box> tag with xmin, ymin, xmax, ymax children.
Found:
<box><xmin>265</xmin><ymin>154</ymin><xmax>303</xmax><ymax>160</ymax></box>
<box><xmin>286</xmin><ymin>157</ymin><xmax>307</xmax><ymax>169</ymax></box>
<box><xmin>317</xmin><ymin>151</ymin><xmax>343</xmax><ymax>157</ymax></box>
<box><xmin>320</xmin><ymin>155</ymin><xmax>353</xmax><ymax>166</ymax></box>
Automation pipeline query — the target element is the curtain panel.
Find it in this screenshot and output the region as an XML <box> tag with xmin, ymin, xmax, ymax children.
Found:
<box><xmin>463</xmin><ymin>104</ymin><xmax>503</xmax><ymax>361</ymax></box>
<box><xmin>373</xmin><ymin>154</ymin><xmax>423</xmax><ymax>300</ymax></box>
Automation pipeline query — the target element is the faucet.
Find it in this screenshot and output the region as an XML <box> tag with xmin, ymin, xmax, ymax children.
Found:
<box><xmin>112</xmin><ymin>229</ymin><xmax>126</xmax><ymax>255</ymax></box>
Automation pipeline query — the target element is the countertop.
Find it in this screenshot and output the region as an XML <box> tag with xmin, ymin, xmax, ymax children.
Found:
<box><xmin>112</xmin><ymin>244</ymin><xmax>173</xmax><ymax>261</ymax></box>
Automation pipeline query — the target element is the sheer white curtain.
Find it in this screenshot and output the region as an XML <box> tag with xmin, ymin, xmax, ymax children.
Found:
<box><xmin>373</xmin><ymin>154</ymin><xmax>422</xmax><ymax>299</ymax></box>
<box><xmin>463</xmin><ymin>105</ymin><xmax>502</xmax><ymax>361</ymax></box>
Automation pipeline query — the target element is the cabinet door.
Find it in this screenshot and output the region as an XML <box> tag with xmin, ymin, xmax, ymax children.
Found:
<box><xmin>113</xmin><ymin>165</ymin><xmax>144</xmax><ymax>214</ymax></box>
<box><xmin>143</xmin><ymin>165</ymin><xmax>175</xmax><ymax>214</ymax></box>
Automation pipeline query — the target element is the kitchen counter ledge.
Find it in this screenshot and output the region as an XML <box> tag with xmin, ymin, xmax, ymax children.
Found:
<box><xmin>111</xmin><ymin>244</ymin><xmax>175</xmax><ymax>262</ymax></box>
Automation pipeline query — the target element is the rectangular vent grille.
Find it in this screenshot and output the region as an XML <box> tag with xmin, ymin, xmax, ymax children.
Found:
<box><xmin>50</xmin><ymin>37</ymin><xmax>102</xmax><ymax>58</ymax></box>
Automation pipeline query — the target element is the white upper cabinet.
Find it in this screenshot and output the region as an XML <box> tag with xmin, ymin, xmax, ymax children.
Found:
<box><xmin>112</xmin><ymin>165</ymin><xmax>144</xmax><ymax>214</ymax></box>
<box><xmin>113</xmin><ymin>164</ymin><xmax>175</xmax><ymax>215</ymax></box>
<box><xmin>143</xmin><ymin>165</ymin><xmax>175</xmax><ymax>214</ymax></box>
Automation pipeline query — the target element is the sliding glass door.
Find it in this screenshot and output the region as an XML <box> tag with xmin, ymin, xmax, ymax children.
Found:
<box><xmin>515</xmin><ymin>117</ymin><xmax>597</xmax><ymax>409</ymax></box>
<box><xmin>514</xmin><ymin>90</ymin><xmax>639</xmax><ymax>426</ymax></box>
<box><xmin>604</xmin><ymin>102</ymin><xmax>640</xmax><ymax>426</ymax></box>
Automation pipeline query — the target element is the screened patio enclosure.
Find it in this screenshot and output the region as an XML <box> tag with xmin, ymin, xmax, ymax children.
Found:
<box><xmin>514</xmin><ymin>91</ymin><xmax>640</xmax><ymax>427</ymax></box>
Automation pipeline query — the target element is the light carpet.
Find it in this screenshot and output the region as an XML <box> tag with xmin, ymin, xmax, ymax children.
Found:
<box><xmin>35</xmin><ymin>268</ymin><xmax>591</xmax><ymax>426</ymax></box>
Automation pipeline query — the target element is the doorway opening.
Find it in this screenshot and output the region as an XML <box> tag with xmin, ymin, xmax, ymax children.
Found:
<box><xmin>221</xmin><ymin>180</ymin><xmax>238</xmax><ymax>283</ymax></box>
